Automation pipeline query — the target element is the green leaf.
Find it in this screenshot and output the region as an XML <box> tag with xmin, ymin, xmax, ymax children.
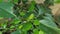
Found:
<box><xmin>22</xmin><ymin>0</ymin><xmax>27</xmax><ymax>4</ymax></box>
<box><xmin>0</xmin><ymin>0</ymin><xmax>3</xmax><ymax>2</ymax></box>
<box><xmin>10</xmin><ymin>25</ymin><xmax>15</xmax><ymax>29</ymax></box>
<box><xmin>22</xmin><ymin>31</ymin><xmax>27</xmax><ymax>34</ymax></box>
<box><xmin>0</xmin><ymin>0</ymin><xmax>11</xmax><ymax>3</ymax></box>
<box><xmin>39</xmin><ymin>14</ymin><xmax>60</xmax><ymax>34</ymax></box>
<box><xmin>11</xmin><ymin>30</ymin><xmax>21</xmax><ymax>34</ymax></box>
<box><xmin>0</xmin><ymin>31</ymin><xmax>2</xmax><ymax>34</ymax></box>
<box><xmin>27</xmin><ymin>14</ymin><xmax>35</xmax><ymax>21</ymax></box>
<box><xmin>20</xmin><ymin>12</ymin><xmax>25</xmax><ymax>16</ymax></box>
<box><xmin>44</xmin><ymin>0</ymin><xmax>53</xmax><ymax>6</ymax></box>
<box><xmin>22</xmin><ymin>23</ymin><xmax>32</xmax><ymax>31</ymax></box>
<box><xmin>18</xmin><ymin>25</ymin><xmax>23</xmax><ymax>29</ymax></box>
<box><xmin>39</xmin><ymin>30</ymin><xmax>45</xmax><ymax>34</ymax></box>
<box><xmin>28</xmin><ymin>0</ymin><xmax>35</xmax><ymax>12</ymax></box>
<box><xmin>0</xmin><ymin>2</ymin><xmax>17</xmax><ymax>18</ymax></box>
<box><xmin>37</xmin><ymin>5</ymin><xmax>46</xmax><ymax>15</ymax></box>
<box><xmin>13</xmin><ymin>0</ymin><xmax>18</xmax><ymax>4</ymax></box>
<box><xmin>37</xmin><ymin>4</ymin><xmax>51</xmax><ymax>15</ymax></box>
<box><xmin>11</xmin><ymin>18</ymin><xmax>20</xmax><ymax>24</ymax></box>
<box><xmin>40</xmin><ymin>14</ymin><xmax>57</xmax><ymax>28</ymax></box>
<box><xmin>33</xmin><ymin>29</ymin><xmax>39</xmax><ymax>34</ymax></box>
<box><xmin>33</xmin><ymin>19</ymin><xmax>40</xmax><ymax>25</ymax></box>
<box><xmin>39</xmin><ymin>24</ymin><xmax>59</xmax><ymax>34</ymax></box>
<box><xmin>54</xmin><ymin>0</ymin><xmax>60</xmax><ymax>3</ymax></box>
<box><xmin>2</xmin><ymin>24</ymin><xmax>7</xmax><ymax>29</ymax></box>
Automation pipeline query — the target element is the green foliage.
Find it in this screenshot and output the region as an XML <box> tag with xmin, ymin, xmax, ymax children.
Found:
<box><xmin>39</xmin><ymin>30</ymin><xmax>45</xmax><ymax>34</ymax></box>
<box><xmin>22</xmin><ymin>23</ymin><xmax>32</xmax><ymax>31</ymax></box>
<box><xmin>28</xmin><ymin>0</ymin><xmax>36</xmax><ymax>12</ymax></box>
<box><xmin>0</xmin><ymin>2</ymin><xmax>17</xmax><ymax>18</ymax></box>
<box><xmin>11</xmin><ymin>30</ymin><xmax>21</xmax><ymax>34</ymax></box>
<box><xmin>54</xmin><ymin>0</ymin><xmax>60</xmax><ymax>3</ymax></box>
<box><xmin>44</xmin><ymin>0</ymin><xmax>54</xmax><ymax>6</ymax></box>
<box><xmin>0</xmin><ymin>0</ymin><xmax>60</xmax><ymax>34</ymax></box>
<box><xmin>33</xmin><ymin>19</ymin><xmax>40</xmax><ymax>25</ymax></box>
<box><xmin>0</xmin><ymin>31</ymin><xmax>2</xmax><ymax>34</ymax></box>
<box><xmin>33</xmin><ymin>29</ymin><xmax>39</xmax><ymax>34</ymax></box>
